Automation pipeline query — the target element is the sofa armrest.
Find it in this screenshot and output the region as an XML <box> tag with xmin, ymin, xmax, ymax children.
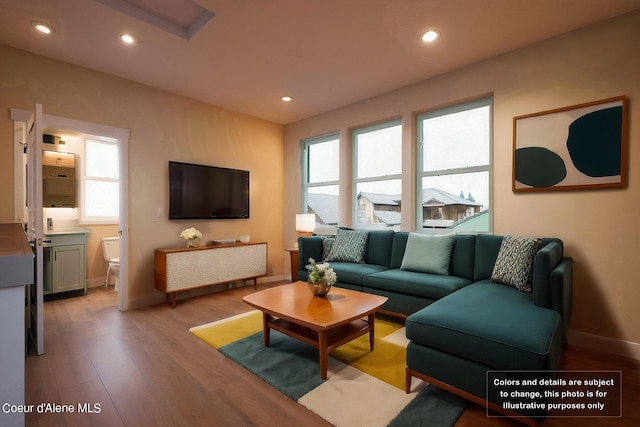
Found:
<box><xmin>532</xmin><ymin>240</ymin><xmax>572</xmax><ymax>343</ymax></box>
<box><xmin>297</xmin><ymin>236</ymin><xmax>324</xmax><ymax>277</ymax></box>
<box><xmin>550</xmin><ymin>257</ymin><xmax>573</xmax><ymax>341</ymax></box>
<box><xmin>532</xmin><ymin>241</ymin><xmax>563</xmax><ymax>308</ymax></box>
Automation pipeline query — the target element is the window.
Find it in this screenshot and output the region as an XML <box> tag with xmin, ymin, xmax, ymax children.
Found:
<box><xmin>82</xmin><ymin>137</ymin><xmax>119</xmax><ymax>223</ymax></box>
<box><xmin>353</xmin><ymin>120</ymin><xmax>402</xmax><ymax>230</ymax></box>
<box><xmin>302</xmin><ymin>134</ymin><xmax>339</xmax><ymax>229</ymax></box>
<box><xmin>417</xmin><ymin>99</ymin><xmax>492</xmax><ymax>232</ymax></box>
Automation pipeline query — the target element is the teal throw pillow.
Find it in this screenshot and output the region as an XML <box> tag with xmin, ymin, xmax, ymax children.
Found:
<box><xmin>400</xmin><ymin>232</ymin><xmax>455</xmax><ymax>275</ymax></box>
<box><xmin>491</xmin><ymin>235</ymin><xmax>542</xmax><ymax>292</ymax></box>
<box><xmin>324</xmin><ymin>228</ymin><xmax>369</xmax><ymax>264</ymax></box>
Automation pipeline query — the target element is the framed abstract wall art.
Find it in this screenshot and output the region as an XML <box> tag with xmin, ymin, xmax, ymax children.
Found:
<box><xmin>513</xmin><ymin>96</ymin><xmax>627</xmax><ymax>192</ymax></box>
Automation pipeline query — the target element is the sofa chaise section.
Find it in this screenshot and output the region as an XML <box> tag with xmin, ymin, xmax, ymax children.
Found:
<box><xmin>405</xmin><ymin>234</ymin><xmax>573</xmax><ymax>424</ymax></box>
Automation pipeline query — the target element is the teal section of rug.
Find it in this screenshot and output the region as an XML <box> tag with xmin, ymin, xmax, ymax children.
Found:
<box><xmin>219</xmin><ymin>331</ymin><xmax>325</xmax><ymax>400</ymax></box>
<box><xmin>219</xmin><ymin>330</ymin><xmax>466</xmax><ymax>426</ymax></box>
<box><xmin>389</xmin><ymin>384</ymin><xmax>467</xmax><ymax>426</ymax></box>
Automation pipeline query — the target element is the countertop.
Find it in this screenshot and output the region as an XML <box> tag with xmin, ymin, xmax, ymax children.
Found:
<box><xmin>44</xmin><ymin>228</ymin><xmax>90</xmax><ymax>236</ymax></box>
<box><xmin>0</xmin><ymin>223</ymin><xmax>34</xmax><ymax>288</ymax></box>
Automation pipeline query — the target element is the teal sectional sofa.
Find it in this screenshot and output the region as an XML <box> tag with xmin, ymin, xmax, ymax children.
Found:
<box><xmin>297</xmin><ymin>229</ymin><xmax>573</xmax><ymax>423</ymax></box>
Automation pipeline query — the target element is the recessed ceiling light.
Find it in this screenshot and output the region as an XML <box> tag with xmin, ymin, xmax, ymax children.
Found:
<box><xmin>118</xmin><ymin>32</ymin><xmax>141</xmax><ymax>45</ymax></box>
<box><xmin>31</xmin><ymin>21</ymin><xmax>54</xmax><ymax>35</ymax></box>
<box><xmin>421</xmin><ymin>30</ymin><xmax>440</xmax><ymax>43</ymax></box>
<box><xmin>281</xmin><ymin>96</ymin><xmax>293</xmax><ymax>102</ymax></box>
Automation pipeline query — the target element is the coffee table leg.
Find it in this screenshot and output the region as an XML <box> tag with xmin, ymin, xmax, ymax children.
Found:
<box><xmin>319</xmin><ymin>331</ymin><xmax>328</xmax><ymax>380</ymax></box>
<box><xmin>368</xmin><ymin>313</ymin><xmax>375</xmax><ymax>351</ymax></box>
<box><xmin>262</xmin><ymin>313</ymin><xmax>271</xmax><ymax>347</ymax></box>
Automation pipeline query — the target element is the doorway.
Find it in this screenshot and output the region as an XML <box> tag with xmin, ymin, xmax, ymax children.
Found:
<box><xmin>11</xmin><ymin>108</ymin><xmax>129</xmax><ymax>315</ymax></box>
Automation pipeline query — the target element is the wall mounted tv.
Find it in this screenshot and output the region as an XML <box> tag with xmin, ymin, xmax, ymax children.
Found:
<box><xmin>169</xmin><ymin>161</ymin><xmax>250</xmax><ymax>220</ymax></box>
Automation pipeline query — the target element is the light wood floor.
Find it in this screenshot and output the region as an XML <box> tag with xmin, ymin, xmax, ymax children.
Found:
<box><xmin>25</xmin><ymin>284</ymin><xmax>639</xmax><ymax>426</ymax></box>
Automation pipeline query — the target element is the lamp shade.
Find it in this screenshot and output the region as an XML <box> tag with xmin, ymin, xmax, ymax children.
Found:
<box><xmin>296</xmin><ymin>213</ymin><xmax>316</xmax><ymax>233</ymax></box>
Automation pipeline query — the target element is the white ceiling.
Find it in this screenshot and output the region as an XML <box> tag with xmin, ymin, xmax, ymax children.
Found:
<box><xmin>1</xmin><ymin>0</ymin><xmax>639</xmax><ymax>124</ymax></box>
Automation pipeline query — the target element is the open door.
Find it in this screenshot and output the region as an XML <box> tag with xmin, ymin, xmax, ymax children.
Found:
<box><xmin>26</xmin><ymin>104</ymin><xmax>44</xmax><ymax>355</ymax></box>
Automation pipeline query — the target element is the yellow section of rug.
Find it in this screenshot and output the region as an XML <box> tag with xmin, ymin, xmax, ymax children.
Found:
<box><xmin>190</xmin><ymin>310</ymin><xmax>263</xmax><ymax>348</ymax></box>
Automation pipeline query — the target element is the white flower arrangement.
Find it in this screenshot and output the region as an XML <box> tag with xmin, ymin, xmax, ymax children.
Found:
<box><xmin>180</xmin><ymin>227</ymin><xmax>203</xmax><ymax>241</ymax></box>
<box><xmin>307</xmin><ymin>258</ymin><xmax>337</xmax><ymax>286</ymax></box>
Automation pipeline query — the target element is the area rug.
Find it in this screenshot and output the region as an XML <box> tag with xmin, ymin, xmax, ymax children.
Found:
<box><xmin>190</xmin><ymin>310</ymin><xmax>467</xmax><ymax>427</ymax></box>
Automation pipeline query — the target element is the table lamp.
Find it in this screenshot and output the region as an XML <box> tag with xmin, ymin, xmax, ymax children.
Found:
<box><xmin>296</xmin><ymin>213</ymin><xmax>316</xmax><ymax>236</ymax></box>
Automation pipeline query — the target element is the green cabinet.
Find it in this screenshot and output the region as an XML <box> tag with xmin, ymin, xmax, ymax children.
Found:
<box><xmin>43</xmin><ymin>232</ymin><xmax>86</xmax><ymax>295</ymax></box>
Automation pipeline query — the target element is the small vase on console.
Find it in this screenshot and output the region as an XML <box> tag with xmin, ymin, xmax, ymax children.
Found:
<box><xmin>180</xmin><ymin>227</ymin><xmax>203</xmax><ymax>249</ymax></box>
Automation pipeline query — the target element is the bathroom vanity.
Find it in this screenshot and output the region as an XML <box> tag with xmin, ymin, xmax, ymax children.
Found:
<box><xmin>43</xmin><ymin>229</ymin><xmax>88</xmax><ymax>295</ymax></box>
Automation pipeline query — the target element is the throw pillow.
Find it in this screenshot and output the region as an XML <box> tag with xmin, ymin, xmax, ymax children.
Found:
<box><xmin>324</xmin><ymin>228</ymin><xmax>369</xmax><ymax>264</ymax></box>
<box><xmin>321</xmin><ymin>236</ymin><xmax>335</xmax><ymax>261</ymax></box>
<box><xmin>400</xmin><ymin>232</ymin><xmax>455</xmax><ymax>275</ymax></box>
<box><xmin>491</xmin><ymin>235</ymin><xmax>542</xmax><ymax>292</ymax></box>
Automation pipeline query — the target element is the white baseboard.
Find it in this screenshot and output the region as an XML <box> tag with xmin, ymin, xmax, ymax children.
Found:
<box><xmin>568</xmin><ymin>329</ymin><xmax>640</xmax><ymax>361</ymax></box>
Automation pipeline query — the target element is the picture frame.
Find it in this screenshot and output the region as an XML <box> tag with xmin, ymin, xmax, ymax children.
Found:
<box><xmin>513</xmin><ymin>96</ymin><xmax>627</xmax><ymax>192</ymax></box>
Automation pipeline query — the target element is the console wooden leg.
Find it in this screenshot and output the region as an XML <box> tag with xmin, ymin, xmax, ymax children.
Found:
<box><xmin>171</xmin><ymin>292</ymin><xmax>177</xmax><ymax>309</ymax></box>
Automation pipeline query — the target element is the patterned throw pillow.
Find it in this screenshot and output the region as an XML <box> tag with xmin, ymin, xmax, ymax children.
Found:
<box><xmin>324</xmin><ymin>229</ymin><xmax>369</xmax><ymax>263</ymax></box>
<box><xmin>321</xmin><ymin>236</ymin><xmax>335</xmax><ymax>260</ymax></box>
<box><xmin>491</xmin><ymin>235</ymin><xmax>541</xmax><ymax>292</ymax></box>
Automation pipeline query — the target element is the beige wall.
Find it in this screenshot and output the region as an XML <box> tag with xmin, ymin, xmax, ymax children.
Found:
<box><xmin>0</xmin><ymin>44</ymin><xmax>285</xmax><ymax>306</ymax></box>
<box><xmin>284</xmin><ymin>11</ymin><xmax>640</xmax><ymax>351</ymax></box>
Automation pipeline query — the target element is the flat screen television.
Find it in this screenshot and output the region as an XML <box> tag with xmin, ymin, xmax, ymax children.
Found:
<box><xmin>169</xmin><ymin>161</ymin><xmax>250</xmax><ymax>220</ymax></box>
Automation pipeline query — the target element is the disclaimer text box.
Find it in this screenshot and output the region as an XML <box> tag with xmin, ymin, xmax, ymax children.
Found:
<box><xmin>486</xmin><ymin>370</ymin><xmax>622</xmax><ymax>419</ymax></box>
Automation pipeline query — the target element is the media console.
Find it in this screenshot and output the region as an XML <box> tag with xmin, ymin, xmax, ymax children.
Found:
<box><xmin>154</xmin><ymin>241</ymin><xmax>267</xmax><ymax>308</ymax></box>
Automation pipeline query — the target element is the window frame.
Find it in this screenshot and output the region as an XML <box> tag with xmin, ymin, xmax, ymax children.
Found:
<box><xmin>415</xmin><ymin>98</ymin><xmax>493</xmax><ymax>233</ymax></box>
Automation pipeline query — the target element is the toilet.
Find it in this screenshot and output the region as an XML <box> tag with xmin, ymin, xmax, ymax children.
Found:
<box><xmin>101</xmin><ymin>237</ymin><xmax>120</xmax><ymax>291</ymax></box>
